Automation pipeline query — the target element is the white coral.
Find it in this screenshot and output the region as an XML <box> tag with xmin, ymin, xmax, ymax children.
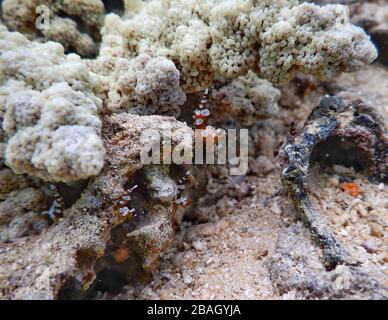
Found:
<box><xmin>0</xmin><ymin>26</ymin><xmax>105</xmax><ymax>182</ymax></box>
<box><xmin>105</xmin><ymin>54</ymin><xmax>186</xmax><ymax>115</ymax></box>
<box><xmin>211</xmin><ymin>71</ymin><xmax>281</xmax><ymax>126</ymax></box>
<box><xmin>41</xmin><ymin>17</ymin><xmax>97</xmax><ymax>57</ymax></box>
<box><xmin>99</xmin><ymin>0</ymin><xmax>377</xmax><ymax>92</ymax></box>
<box><xmin>258</xmin><ymin>3</ymin><xmax>378</xmax><ymax>83</ymax></box>
<box><xmin>0</xmin><ymin>0</ymin><xmax>379</xmax><ymax>180</ymax></box>
<box><xmin>1</xmin><ymin>0</ymin><xmax>105</xmax><ymax>57</ymax></box>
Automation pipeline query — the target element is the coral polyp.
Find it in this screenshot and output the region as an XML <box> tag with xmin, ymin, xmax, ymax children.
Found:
<box><xmin>98</xmin><ymin>0</ymin><xmax>377</xmax><ymax>94</ymax></box>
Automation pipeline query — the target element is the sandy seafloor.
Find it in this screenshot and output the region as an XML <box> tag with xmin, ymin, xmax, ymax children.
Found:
<box><xmin>110</xmin><ymin>0</ymin><xmax>388</xmax><ymax>299</ymax></box>
<box><xmin>107</xmin><ymin>63</ymin><xmax>388</xmax><ymax>300</ymax></box>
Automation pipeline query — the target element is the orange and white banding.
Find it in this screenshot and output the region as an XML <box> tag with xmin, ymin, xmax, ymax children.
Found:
<box><xmin>194</xmin><ymin>88</ymin><xmax>224</xmax><ymax>143</ymax></box>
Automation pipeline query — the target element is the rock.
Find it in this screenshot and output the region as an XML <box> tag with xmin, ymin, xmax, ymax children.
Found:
<box><xmin>370</xmin><ymin>223</ymin><xmax>384</xmax><ymax>239</ymax></box>
<box><xmin>250</xmin><ymin>156</ymin><xmax>276</xmax><ymax>176</ymax></box>
<box><xmin>328</xmin><ymin>175</ymin><xmax>340</xmax><ymax>187</ymax></box>
<box><xmin>183</xmin><ymin>274</ymin><xmax>193</xmax><ymax>285</ymax></box>
<box><xmin>361</xmin><ymin>240</ymin><xmax>379</xmax><ymax>254</ymax></box>
<box><xmin>0</xmin><ymin>114</ymin><xmax>193</xmax><ymax>299</ymax></box>
<box><xmin>185</xmin><ymin>220</ymin><xmax>230</xmax><ymax>242</ymax></box>
<box><xmin>268</xmin><ymin>224</ymin><xmax>387</xmax><ymax>299</ymax></box>
<box><xmin>172</xmin><ymin>252</ymin><xmax>186</xmax><ymax>268</ymax></box>
<box><xmin>257</xmin><ymin>248</ymin><xmax>269</xmax><ymax>260</ymax></box>
<box><xmin>196</xmin><ymin>206</ymin><xmax>213</xmax><ymax>223</ymax></box>
<box><xmin>216</xmin><ymin>197</ymin><xmax>237</xmax><ymax>217</ymax></box>
<box><xmin>270</xmin><ymin>203</ymin><xmax>282</xmax><ymax>215</ymax></box>
<box><xmin>333</xmin><ymin>165</ymin><xmax>353</xmax><ymax>175</ymax></box>
<box><xmin>192</xmin><ymin>240</ymin><xmax>205</xmax><ymax>252</ymax></box>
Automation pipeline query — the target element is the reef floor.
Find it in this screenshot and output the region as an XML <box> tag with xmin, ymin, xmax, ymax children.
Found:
<box><xmin>100</xmin><ymin>65</ymin><xmax>388</xmax><ymax>300</ymax></box>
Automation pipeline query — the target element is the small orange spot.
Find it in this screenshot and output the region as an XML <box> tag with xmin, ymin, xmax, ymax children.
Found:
<box><xmin>114</xmin><ymin>247</ymin><xmax>129</xmax><ymax>263</ymax></box>
<box><xmin>340</xmin><ymin>182</ymin><xmax>362</xmax><ymax>197</ymax></box>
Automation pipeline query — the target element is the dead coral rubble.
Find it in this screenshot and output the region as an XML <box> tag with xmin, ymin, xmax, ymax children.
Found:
<box><xmin>0</xmin><ymin>114</ymin><xmax>193</xmax><ymax>299</ymax></box>
<box><xmin>269</xmin><ymin>224</ymin><xmax>387</xmax><ymax>299</ymax></box>
<box><xmin>280</xmin><ymin>95</ymin><xmax>388</xmax><ymax>268</ymax></box>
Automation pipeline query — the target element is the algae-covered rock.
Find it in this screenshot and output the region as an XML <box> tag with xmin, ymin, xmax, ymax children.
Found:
<box><xmin>0</xmin><ymin>114</ymin><xmax>193</xmax><ymax>299</ymax></box>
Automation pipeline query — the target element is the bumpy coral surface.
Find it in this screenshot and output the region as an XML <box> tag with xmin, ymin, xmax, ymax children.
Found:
<box><xmin>99</xmin><ymin>0</ymin><xmax>377</xmax><ymax>95</ymax></box>
<box><xmin>104</xmin><ymin>53</ymin><xmax>186</xmax><ymax>115</ymax></box>
<box><xmin>1</xmin><ymin>0</ymin><xmax>105</xmax><ymax>56</ymax></box>
<box><xmin>0</xmin><ymin>167</ymin><xmax>49</xmax><ymax>243</ymax></box>
<box><xmin>0</xmin><ymin>168</ymin><xmax>30</xmax><ymax>198</ymax></box>
<box><xmin>0</xmin><ymin>186</ymin><xmax>49</xmax><ymax>243</ymax></box>
<box><xmin>0</xmin><ymin>25</ymin><xmax>105</xmax><ymax>182</ymax></box>
<box><xmin>348</xmin><ymin>0</ymin><xmax>388</xmax><ymax>66</ymax></box>
<box><xmin>211</xmin><ymin>71</ymin><xmax>281</xmax><ymax>126</ymax></box>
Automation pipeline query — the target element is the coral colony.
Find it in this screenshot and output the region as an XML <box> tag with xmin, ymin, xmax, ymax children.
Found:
<box><xmin>0</xmin><ymin>0</ymin><xmax>384</xmax><ymax>299</ymax></box>
<box><xmin>2</xmin><ymin>0</ymin><xmax>104</xmax><ymax>56</ymax></box>
<box><xmin>0</xmin><ymin>0</ymin><xmax>377</xmax><ymax>183</ymax></box>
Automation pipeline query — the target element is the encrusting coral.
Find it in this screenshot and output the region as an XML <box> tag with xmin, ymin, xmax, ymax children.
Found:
<box><xmin>0</xmin><ymin>25</ymin><xmax>105</xmax><ymax>183</ymax></box>
<box><xmin>1</xmin><ymin>0</ymin><xmax>105</xmax><ymax>57</ymax></box>
<box><xmin>98</xmin><ymin>0</ymin><xmax>377</xmax><ymax>98</ymax></box>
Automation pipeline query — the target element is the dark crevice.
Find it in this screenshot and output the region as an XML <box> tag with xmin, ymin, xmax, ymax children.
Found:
<box><xmin>56</xmin><ymin>170</ymin><xmax>153</xmax><ymax>299</ymax></box>
<box><xmin>310</xmin><ymin>136</ymin><xmax>374</xmax><ymax>174</ymax></box>
<box><xmin>55</xmin><ymin>180</ymin><xmax>89</xmax><ymax>209</ymax></box>
<box><xmin>103</xmin><ymin>0</ymin><xmax>125</xmax><ymax>15</ymax></box>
